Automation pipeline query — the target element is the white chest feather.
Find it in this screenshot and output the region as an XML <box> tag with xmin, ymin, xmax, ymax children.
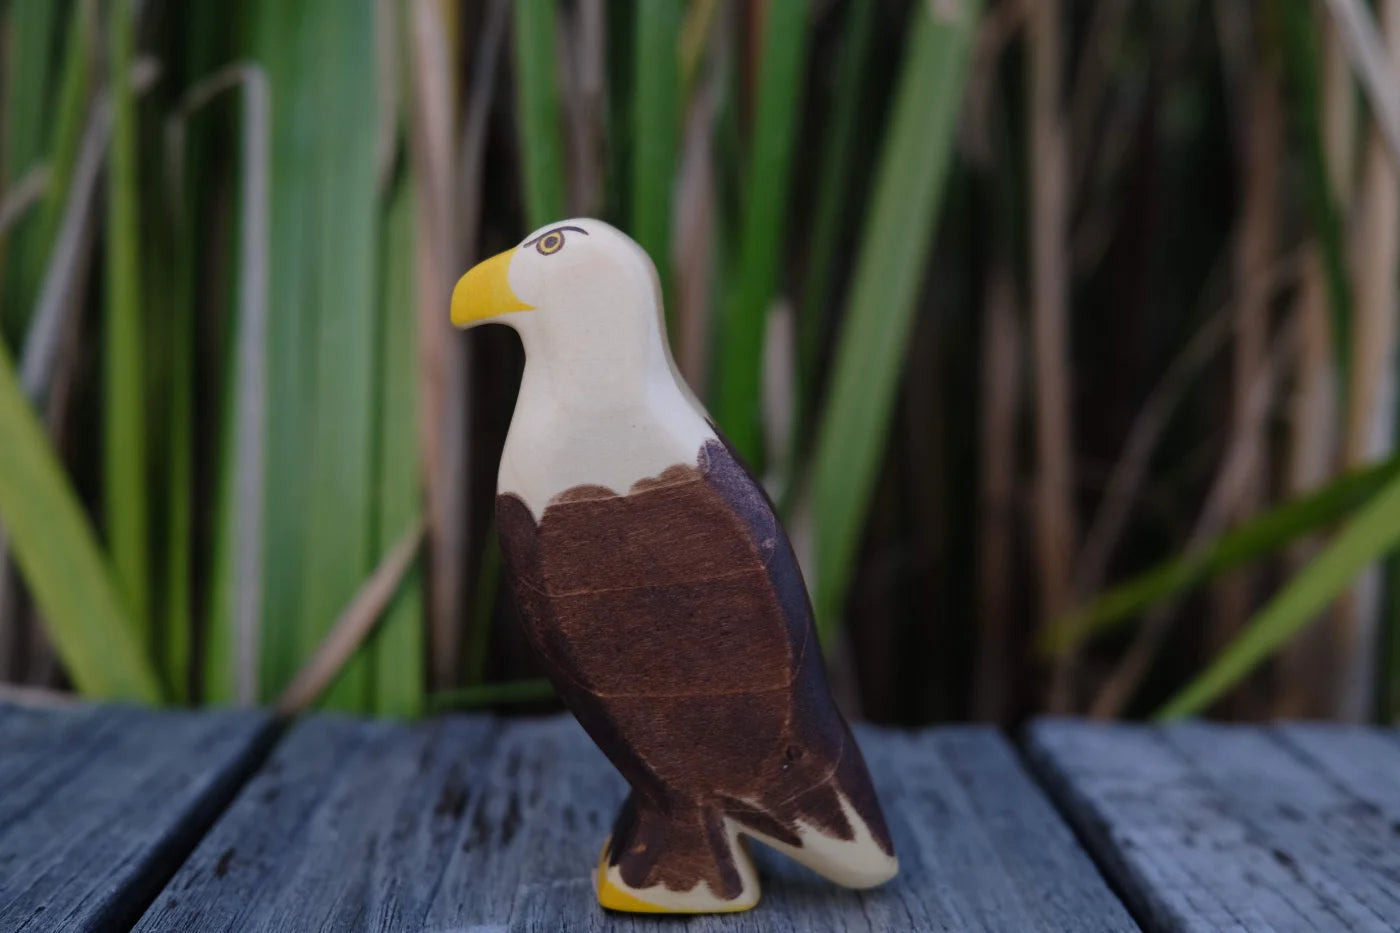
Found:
<box><xmin>498</xmin><ymin>366</ymin><xmax>717</xmax><ymax>520</ymax></box>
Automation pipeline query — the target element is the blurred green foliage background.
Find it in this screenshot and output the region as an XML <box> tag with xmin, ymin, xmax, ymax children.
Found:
<box><xmin>1</xmin><ymin>0</ymin><xmax>1399</xmax><ymax>725</ymax></box>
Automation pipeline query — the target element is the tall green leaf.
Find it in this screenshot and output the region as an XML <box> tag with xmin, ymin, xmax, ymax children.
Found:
<box><xmin>371</xmin><ymin>170</ymin><xmax>425</xmax><ymax>718</ymax></box>
<box><xmin>242</xmin><ymin>0</ymin><xmax>314</xmax><ymax>703</ymax></box>
<box><xmin>197</xmin><ymin>62</ymin><xmax>272</xmax><ymax>707</ymax></box>
<box><xmin>1387</xmin><ymin>549</ymin><xmax>1400</xmax><ymax>721</ymax></box>
<box><xmin>629</xmin><ymin>0</ymin><xmax>682</xmax><ymax>310</ymax></box>
<box><xmin>810</xmin><ymin>0</ymin><xmax>981</xmax><ymax>639</ymax></box>
<box><xmin>513</xmin><ymin>0</ymin><xmax>568</xmax><ymax>228</ymax></box>
<box><xmin>1276</xmin><ymin>0</ymin><xmax>1353</xmax><ymax>378</ymax></box>
<box><xmin>795</xmin><ymin>0</ymin><xmax>875</xmax><ymax>425</ymax></box>
<box><xmin>32</xmin><ymin>0</ymin><xmax>96</xmax><ymax>291</ymax></box>
<box><xmin>712</xmin><ymin>0</ymin><xmax>810</xmax><ymax>463</ymax></box>
<box><xmin>104</xmin><ymin>0</ymin><xmax>150</xmax><ymax>634</ymax></box>
<box><xmin>1046</xmin><ymin>457</ymin><xmax>1400</xmax><ymax>653</ymax></box>
<box><xmin>427</xmin><ymin>678</ymin><xmax>555</xmax><ymax>713</ymax></box>
<box><xmin>154</xmin><ymin>146</ymin><xmax>192</xmax><ymax>703</ymax></box>
<box><xmin>0</xmin><ymin>343</ymin><xmax>160</xmax><ymax>701</ymax></box>
<box><xmin>295</xmin><ymin>1</ymin><xmax>381</xmax><ymax>710</ymax></box>
<box><xmin>1156</xmin><ymin>468</ymin><xmax>1400</xmax><ymax>719</ymax></box>
<box><xmin>0</xmin><ymin>0</ymin><xmax>63</xmax><ymax>340</ymax></box>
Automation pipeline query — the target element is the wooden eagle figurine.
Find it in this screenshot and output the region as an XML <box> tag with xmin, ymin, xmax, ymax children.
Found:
<box><xmin>450</xmin><ymin>218</ymin><xmax>897</xmax><ymax>914</ymax></box>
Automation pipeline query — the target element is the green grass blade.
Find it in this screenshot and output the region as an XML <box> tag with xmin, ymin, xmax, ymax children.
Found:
<box><xmin>154</xmin><ymin>155</ymin><xmax>192</xmax><ymax>704</ymax></box>
<box><xmin>1387</xmin><ymin>549</ymin><xmax>1400</xmax><ymax>721</ymax></box>
<box><xmin>296</xmin><ymin>0</ymin><xmax>381</xmax><ymax>711</ymax></box>
<box><xmin>103</xmin><ymin>0</ymin><xmax>149</xmax><ymax>634</ymax></box>
<box><xmin>512</xmin><ymin>0</ymin><xmax>567</xmax><ymax>227</ymax></box>
<box><xmin>795</xmin><ymin>0</ymin><xmax>874</xmax><ymax>426</ymax></box>
<box><xmin>33</xmin><ymin>0</ymin><xmax>95</xmax><ymax>288</ymax></box>
<box><xmin>1047</xmin><ymin>457</ymin><xmax>1400</xmax><ymax>653</ymax></box>
<box><xmin>0</xmin><ymin>0</ymin><xmax>60</xmax><ymax>179</ymax></box>
<box><xmin>370</xmin><ymin>169</ymin><xmax>424</xmax><ymax>718</ymax></box>
<box><xmin>245</xmin><ymin>0</ymin><xmax>312</xmax><ymax>702</ymax></box>
<box><xmin>426</xmin><ymin>678</ymin><xmax>555</xmax><ymax>712</ymax></box>
<box><xmin>809</xmin><ymin>0</ymin><xmax>981</xmax><ymax>640</ymax></box>
<box><xmin>0</xmin><ymin>342</ymin><xmax>161</xmax><ymax>701</ymax></box>
<box><xmin>1277</xmin><ymin>0</ymin><xmax>1352</xmax><ymax>379</ymax></box>
<box><xmin>196</xmin><ymin>64</ymin><xmax>272</xmax><ymax>707</ymax></box>
<box><xmin>1156</xmin><ymin>468</ymin><xmax>1400</xmax><ymax>719</ymax></box>
<box><xmin>629</xmin><ymin>0</ymin><xmax>682</xmax><ymax>310</ymax></box>
<box><xmin>712</xmin><ymin>0</ymin><xmax>811</xmax><ymax>463</ymax></box>
<box><xmin>0</xmin><ymin>0</ymin><xmax>62</xmax><ymax>340</ymax></box>
<box><xmin>465</xmin><ymin>528</ymin><xmax>501</xmax><ymax>686</ymax></box>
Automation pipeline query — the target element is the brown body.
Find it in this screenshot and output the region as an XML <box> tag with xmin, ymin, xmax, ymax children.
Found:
<box><xmin>497</xmin><ymin>438</ymin><xmax>893</xmax><ymax>901</ymax></box>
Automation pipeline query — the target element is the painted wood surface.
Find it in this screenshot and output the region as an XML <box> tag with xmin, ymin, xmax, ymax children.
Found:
<box><xmin>135</xmin><ymin>714</ymin><xmax>1135</xmax><ymax>932</ymax></box>
<box><xmin>0</xmin><ymin>700</ymin><xmax>272</xmax><ymax>933</ymax></box>
<box><xmin>1027</xmin><ymin>718</ymin><xmax>1400</xmax><ymax>932</ymax></box>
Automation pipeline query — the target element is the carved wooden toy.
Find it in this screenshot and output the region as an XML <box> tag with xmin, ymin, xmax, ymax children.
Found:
<box><xmin>450</xmin><ymin>219</ymin><xmax>898</xmax><ymax>914</ymax></box>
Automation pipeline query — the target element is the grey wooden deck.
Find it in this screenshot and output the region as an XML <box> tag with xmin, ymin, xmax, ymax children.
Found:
<box><xmin>2</xmin><ymin>700</ymin><xmax>1399</xmax><ymax>931</ymax></box>
<box><xmin>1028</xmin><ymin>719</ymin><xmax>1400</xmax><ymax>933</ymax></box>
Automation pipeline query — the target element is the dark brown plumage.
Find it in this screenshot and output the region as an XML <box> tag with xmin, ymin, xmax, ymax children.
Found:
<box><xmin>496</xmin><ymin>438</ymin><xmax>893</xmax><ymax>902</ymax></box>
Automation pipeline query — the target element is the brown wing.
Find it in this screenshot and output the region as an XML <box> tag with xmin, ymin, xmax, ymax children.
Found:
<box><xmin>697</xmin><ymin>437</ymin><xmax>893</xmax><ymax>855</ymax></box>
<box><xmin>496</xmin><ymin>449</ymin><xmax>792</xmax><ymax>799</ymax></box>
<box><xmin>497</xmin><ymin>439</ymin><xmax>891</xmax><ymax>856</ymax></box>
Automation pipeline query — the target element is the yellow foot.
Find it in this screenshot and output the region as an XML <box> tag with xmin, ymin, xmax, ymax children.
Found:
<box><xmin>595</xmin><ymin>842</ymin><xmax>759</xmax><ymax>914</ymax></box>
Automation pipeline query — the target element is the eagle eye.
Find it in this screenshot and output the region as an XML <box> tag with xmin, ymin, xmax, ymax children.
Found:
<box><xmin>523</xmin><ymin>224</ymin><xmax>588</xmax><ymax>257</ymax></box>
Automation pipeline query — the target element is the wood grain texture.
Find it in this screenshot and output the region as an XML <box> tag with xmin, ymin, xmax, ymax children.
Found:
<box><xmin>135</xmin><ymin>713</ymin><xmax>1135</xmax><ymax>932</ymax></box>
<box><xmin>1027</xmin><ymin>718</ymin><xmax>1400</xmax><ymax>932</ymax></box>
<box><xmin>498</xmin><ymin>438</ymin><xmax>892</xmax><ymax>906</ymax></box>
<box><xmin>0</xmin><ymin>700</ymin><xmax>272</xmax><ymax>933</ymax></box>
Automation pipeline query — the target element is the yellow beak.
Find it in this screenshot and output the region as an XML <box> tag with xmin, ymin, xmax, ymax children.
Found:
<box><xmin>450</xmin><ymin>247</ymin><xmax>533</xmax><ymax>327</ymax></box>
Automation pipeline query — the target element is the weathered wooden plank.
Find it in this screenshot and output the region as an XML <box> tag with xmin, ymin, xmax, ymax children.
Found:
<box><xmin>134</xmin><ymin>715</ymin><xmax>500</xmax><ymax>933</ymax></box>
<box><xmin>931</xmin><ymin>728</ymin><xmax>1138</xmax><ymax>932</ymax></box>
<box><xmin>1275</xmin><ymin>723</ymin><xmax>1400</xmax><ymax>825</ymax></box>
<box><xmin>420</xmin><ymin>717</ymin><xmax>622</xmax><ymax>930</ymax></box>
<box><xmin>0</xmin><ymin>701</ymin><xmax>272</xmax><ymax>933</ymax></box>
<box><xmin>141</xmin><ymin>713</ymin><xmax>1135</xmax><ymax>932</ymax></box>
<box><xmin>1027</xmin><ymin>719</ymin><xmax>1400</xmax><ymax>933</ymax></box>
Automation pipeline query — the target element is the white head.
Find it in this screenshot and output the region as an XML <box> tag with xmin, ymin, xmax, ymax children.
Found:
<box><xmin>451</xmin><ymin>219</ymin><xmax>674</xmax><ymax>398</ymax></box>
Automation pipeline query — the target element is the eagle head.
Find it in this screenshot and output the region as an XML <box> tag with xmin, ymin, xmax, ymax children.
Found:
<box><xmin>450</xmin><ymin>218</ymin><xmax>662</xmax><ymax>347</ymax></box>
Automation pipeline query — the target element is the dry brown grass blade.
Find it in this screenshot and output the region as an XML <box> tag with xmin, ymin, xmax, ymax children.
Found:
<box><xmin>1073</xmin><ymin>246</ymin><xmax>1305</xmax><ymax>604</ymax></box>
<box><xmin>0</xmin><ymin>166</ymin><xmax>49</xmax><ymax>237</ymax></box>
<box><xmin>455</xmin><ymin>0</ymin><xmax>509</xmax><ymax>268</ymax></box>
<box><xmin>1075</xmin><ymin>298</ymin><xmax>1228</xmax><ymax>600</ymax></box>
<box><xmin>18</xmin><ymin>105</ymin><xmax>105</xmax><ymax>401</ymax></box>
<box><xmin>0</xmin><ymin>64</ymin><xmax>157</xmax><ymax>671</ymax></box>
<box><xmin>960</xmin><ymin>0</ymin><xmax>1026</xmax><ymax>166</ymax></box>
<box><xmin>561</xmin><ymin>0</ymin><xmax>605</xmax><ymax>215</ymax></box>
<box><xmin>21</xmin><ymin>58</ymin><xmax>158</xmax><ymax>400</ymax></box>
<box><xmin>1206</xmin><ymin>24</ymin><xmax>1282</xmax><ymax>718</ymax></box>
<box><xmin>1332</xmin><ymin>0</ymin><xmax>1400</xmax><ymax>720</ymax></box>
<box><xmin>1066</xmin><ymin>0</ymin><xmax>1129</xmax><ymax>206</ymax></box>
<box><xmin>761</xmin><ymin>297</ymin><xmax>796</xmax><ymax>495</ymax></box>
<box><xmin>0</xmin><ymin>683</ymin><xmax>80</xmax><ymax>708</ymax></box>
<box><xmin>1092</xmin><ymin>317</ymin><xmax>1302</xmax><ymax>719</ymax></box>
<box><xmin>1028</xmin><ymin>0</ymin><xmax>1077</xmax><ymax>712</ymax></box>
<box><xmin>972</xmin><ymin>267</ymin><xmax>1021</xmax><ymax>723</ymax></box>
<box><xmin>1324</xmin><ymin>0</ymin><xmax>1400</xmax><ymax>174</ymax></box>
<box><xmin>1276</xmin><ymin>15</ymin><xmax>1355</xmax><ymax>718</ymax></box>
<box><xmin>275</xmin><ymin>520</ymin><xmax>425</xmax><ymax>716</ymax></box>
<box><xmin>673</xmin><ymin>29</ymin><xmax>721</xmax><ymax>395</ymax></box>
<box><xmin>409</xmin><ymin>0</ymin><xmax>467</xmax><ymax>689</ymax></box>
<box><xmin>1343</xmin><ymin>5</ymin><xmax>1400</xmax><ymax>471</ymax></box>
